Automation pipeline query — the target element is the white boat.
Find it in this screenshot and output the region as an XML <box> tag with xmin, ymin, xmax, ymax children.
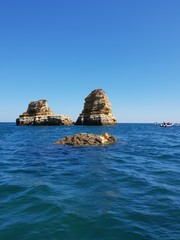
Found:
<box><xmin>160</xmin><ymin>122</ymin><xmax>174</xmax><ymax>127</ymax></box>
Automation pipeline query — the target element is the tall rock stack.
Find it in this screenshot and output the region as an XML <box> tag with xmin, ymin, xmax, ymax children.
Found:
<box><xmin>75</xmin><ymin>89</ymin><xmax>117</xmax><ymax>125</ymax></box>
<box><xmin>21</xmin><ymin>99</ymin><xmax>54</xmax><ymax>117</ymax></box>
<box><xmin>16</xmin><ymin>99</ymin><xmax>73</xmax><ymax>126</ymax></box>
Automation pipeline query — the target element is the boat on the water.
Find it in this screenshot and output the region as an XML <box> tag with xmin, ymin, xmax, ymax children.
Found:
<box><xmin>160</xmin><ymin>122</ymin><xmax>174</xmax><ymax>127</ymax></box>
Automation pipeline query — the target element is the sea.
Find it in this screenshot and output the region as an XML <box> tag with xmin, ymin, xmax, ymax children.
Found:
<box><xmin>0</xmin><ymin>123</ymin><xmax>179</xmax><ymax>240</ymax></box>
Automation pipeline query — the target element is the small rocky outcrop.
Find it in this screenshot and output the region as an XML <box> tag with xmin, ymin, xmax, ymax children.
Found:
<box><xmin>75</xmin><ymin>89</ymin><xmax>117</xmax><ymax>125</ymax></box>
<box><xmin>54</xmin><ymin>132</ymin><xmax>116</xmax><ymax>146</ymax></box>
<box><xmin>16</xmin><ymin>99</ymin><xmax>73</xmax><ymax>126</ymax></box>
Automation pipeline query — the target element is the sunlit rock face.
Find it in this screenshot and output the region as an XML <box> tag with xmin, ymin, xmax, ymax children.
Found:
<box><xmin>16</xmin><ymin>99</ymin><xmax>73</xmax><ymax>126</ymax></box>
<box><xmin>75</xmin><ymin>89</ymin><xmax>117</xmax><ymax>125</ymax></box>
<box><xmin>20</xmin><ymin>99</ymin><xmax>54</xmax><ymax>117</ymax></box>
<box><xmin>54</xmin><ymin>132</ymin><xmax>117</xmax><ymax>146</ymax></box>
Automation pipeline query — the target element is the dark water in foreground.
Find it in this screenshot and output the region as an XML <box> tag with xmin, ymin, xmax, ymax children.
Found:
<box><xmin>0</xmin><ymin>123</ymin><xmax>179</xmax><ymax>240</ymax></box>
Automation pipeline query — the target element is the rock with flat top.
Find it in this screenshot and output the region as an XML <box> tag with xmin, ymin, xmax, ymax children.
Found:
<box><xmin>54</xmin><ymin>132</ymin><xmax>116</xmax><ymax>146</ymax></box>
<box><xmin>75</xmin><ymin>89</ymin><xmax>117</xmax><ymax>125</ymax></box>
<box><xmin>16</xmin><ymin>99</ymin><xmax>73</xmax><ymax>126</ymax></box>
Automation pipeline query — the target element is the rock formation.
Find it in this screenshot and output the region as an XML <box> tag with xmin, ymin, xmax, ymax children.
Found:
<box><xmin>54</xmin><ymin>132</ymin><xmax>116</xmax><ymax>146</ymax></box>
<box><xmin>16</xmin><ymin>99</ymin><xmax>73</xmax><ymax>126</ymax></box>
<box><xmin>75</xmin><ymin>89</ymin><xmax>117</xmax><ymax>125</ymax></box>
<box><xmin>20</xmin><ymin>99</ymin><xmax>54</xmax><ymax>117</ymax></box>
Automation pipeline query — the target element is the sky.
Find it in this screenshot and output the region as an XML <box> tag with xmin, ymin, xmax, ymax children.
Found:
<box><xmin>0</xmin><ymin>0</ymin><xmax>180</xmax><ymax>123</ymax></box>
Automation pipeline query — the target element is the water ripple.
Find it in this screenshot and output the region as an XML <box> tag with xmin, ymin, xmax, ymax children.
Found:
<box><xmin>0</xmin><ymin>123</ymin><xmax>179</xmax><ymax>240</ymax></box>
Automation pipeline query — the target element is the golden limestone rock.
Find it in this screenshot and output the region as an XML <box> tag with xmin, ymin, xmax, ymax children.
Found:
<box><xmin>54</xmin><ymin>132</ymin><xmax>116</xmax><ymax>146</ymax></box>
<box><xmin>75</xmin><ymin>89</ymin><xmax>117</xmax><ymax>125</ymax></box>
<box><xmin>20</xmin><ymin>99</ymin><xmax>54</xmax><ymax>117</ymax></box>
<box><xmin>16</xmin><ymin>99</ymin><xmax>73</xmax><ymax>126</ymax></box>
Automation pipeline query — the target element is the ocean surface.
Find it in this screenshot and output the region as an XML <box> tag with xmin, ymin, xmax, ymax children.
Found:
<box><xmin>0</xmin><ymin>123</ymin><xmax>179</xmax><ymax>240</ymax></box>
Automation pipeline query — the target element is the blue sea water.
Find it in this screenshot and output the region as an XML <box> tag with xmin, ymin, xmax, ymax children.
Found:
<box><xmin>0</xmin><ymin>123</ymin><xmax>179</xmax><ymax>240</ymax></box>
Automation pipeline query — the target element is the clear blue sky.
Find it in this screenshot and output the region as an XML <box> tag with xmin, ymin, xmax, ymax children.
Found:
<box><xmin>0</xmin><ymin>0</ymin><xmax>180</xmax><ymax>123</ymax></box>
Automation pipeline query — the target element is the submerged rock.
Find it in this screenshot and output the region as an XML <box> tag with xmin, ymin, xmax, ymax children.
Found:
<box><xmin>16</xmin><ymin>99</ymin><xmax>73</xmax><ymax>126</ymax></box>
<box><xmin>75</xmin><ymin>89</ymin><xmax>117</xmax><ymax>125</ymax></box>
<box><xmin>54</xmin><ymin>132</ymin><xmax>116</xmax><ymax>146</ymax></box>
